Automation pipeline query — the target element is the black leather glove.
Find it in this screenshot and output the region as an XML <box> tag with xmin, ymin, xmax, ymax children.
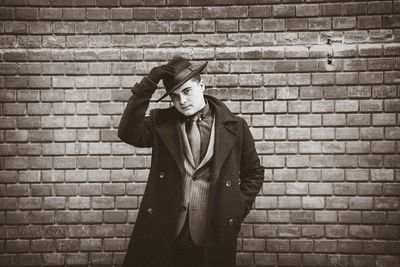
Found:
<box><xmin>147</xmin><ymin>65</ymin><xmax>175</xmax><ymax>85</ymax></box>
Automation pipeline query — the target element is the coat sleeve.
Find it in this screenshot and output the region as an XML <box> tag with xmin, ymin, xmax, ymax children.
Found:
<box><xmin>117</xmin><ymin>76</ymin><xmax>158</xmax><ymax>148</ymax></box>
<box><xmin>239</xmin><ymin>118</ymin><xmax>265</xmax><ymax>215</ymax></box>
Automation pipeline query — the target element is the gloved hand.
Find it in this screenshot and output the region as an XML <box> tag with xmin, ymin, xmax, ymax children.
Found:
<box><xmin>147</xmin><ymin>65</ymin><xmax>175</xmax><ymax>85</ymax></box>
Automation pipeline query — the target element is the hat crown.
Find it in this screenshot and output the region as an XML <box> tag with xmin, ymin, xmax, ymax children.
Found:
<box><xmin>163</xmin><ymin>56</ymin><xmax>193</xmax><ymax>91</ymax></box>
<box><xmin>156</xmin><ymin>55</ymin><xmax>207</xmax><ymax>102</ymax></box>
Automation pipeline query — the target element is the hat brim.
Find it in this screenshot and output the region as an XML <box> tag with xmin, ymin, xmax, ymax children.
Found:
<box><xmin>156</xmin><ymin>61</ymin><xmax>208</xmax><ymax>102</ymax></box>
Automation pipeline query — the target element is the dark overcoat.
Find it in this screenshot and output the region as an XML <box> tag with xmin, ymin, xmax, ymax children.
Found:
<box><xmin>118</xmin><ymin>79</ymin><xmax>264</xmax><ymax>267</ymax></box>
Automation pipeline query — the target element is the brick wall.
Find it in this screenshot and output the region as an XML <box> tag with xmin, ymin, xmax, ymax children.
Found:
<box><xmin>0</xmin><ymin>0</ymin><xmax>399</xmax><ymax>266</ymax></box>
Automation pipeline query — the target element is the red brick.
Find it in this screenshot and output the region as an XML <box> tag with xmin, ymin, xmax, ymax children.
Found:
<box><xmin>80</xmin><ymin>239</ymin><xmax>102</xmax><ymax>252</ymax></box>
<box><xmin>90</xmin><ymin>224</ymin><xmax>114</xmax><ymax>237</ymax></box>
<box><xmin>15</xmin><ymin>254</ymin><xmax>42</xmax><ymax>266</ymax></box>
<box><xmin>249</xmin><ymin>5</ymin><xmax>271</xmax><ymax>18</ymax></box>
<box><xmin>97</xmin><ymin>0</ymin><xmax>118</xmax><ymax>6</ymax></box>
<box><xmin>81</xmin><ymin>211</ymin><xmax>102</xmax><ymax>223</ymax></box>
<box><xmin>104</xmin><ymin>210</ymin><xmax>127</xmax><ymax>223</ymax></box>
<box><xmin>332</xmin><ymin>17</ymin><xmax>356</xmax><ymax>29</ymax></box>
<box><xmin>384</xmin><ymin>156</ymin><xmax>400</xmax><ymax>168</ymax></box>
<box><xmin>262</xmin><ymin>19</ymin><xmax>285</xmax><ymax>32</ymax></box>
<box><xmin>372</xmin><ymin>114</ymin><xmax>396</xmax><ymax>126</ymax></box>
<box><xmin>309</xmin><ymin>18</ymin><xmax>331</xmax><ymax>30</ymax></box>
<box><xmin>204</xmin><ymin>6</ymin><xmax>247</xmax><ymax>19</ymax></box>
<box><xmin>361</xmin><ymin>211</ymin><xmax>386</xmax><ymax>224</ymax></box>
<box><xmin>342</xmin><ymin>2</ymin><xmax>367</xmax><ymax>15</ymax></box>
<box><xmin>254</xmin><ymin>253</ymin><xmax>276</xmax><ymax>266</ymax></box>
<box><xmin>30</xmin><ymin>184</ymin><xmax>51</xmax><ymax>197</ymax></box>
<box><xmin>274</xmin><ymin>61</ymin><xmax>297</xmax><ymax>75</ymax></box>
<box><xmin>180</xmin><ymin>7</ymin><xmax>202</xmax><ymax>19</ymax></box>
<box><xmin>156</xmin><ymin>8</ymin><xmax>179</xmax><ymax>20</ymax></box>
<box><xmin>0</xmin><ymin>7</ymin><xmax>14</xmax><ymax>19</ymax></box>
<box><xmin>43</xmin><ymin>197</ymin><xmax>65</xmax><ymax>210</ymax></box>
<box><xmin>344</xmin><ymin>31</ymin><xmax>369</xmax><ymax>43</ymax></box>
<box><xmin>15</xmin><ymin>8</ymin><xmax>38</xmax><ymax>20</ymax></box>
<box><xmin>314</xmin><ymin>240</ymin><xmax>337</xmax><ymax>253</ymax></box>
<box><xmin>349</xmin><ymin>197</ymin><xmax>374</xmax><ymax>211</ymax></box>
<box><xmin>50</xmin><ymin>0</ymin><xmax>74</xmax><ymax>6</ymax></box>
<box><xmin>278</xmin><ymin>254</ymin><xmax>302</xmax><ymax>266</ymax></box>
<box><xmin>65</xmin><ymin>253</ymin><xmax>88</xmax><ymax>265</ymax></box>
<box><xmin>368</xmin><ymin>1</ymin><xmax>392</xmax><ymax>14</ymax></box>
<box><xmin>110</xmin><ymin>8</ymin><xmax>133</xmax><ymax>20</ymax></box>
<box><xmin>92</xmin><ymin>197</ymin><xmax>114</xmax><ymax>209</ymax></box>
<box><xmin>358</xmin><ymin>183</ymin><xmax>382</xmax><ymax>196</ymax></box>
<box><xmin>192</xmin><ymin>20</ymin><xmax>214</xmax><ymax>33</ymax></box>
<box><xmin>0</xmin><ymin>36</ymin><xmax>17</xmax><ymax>48</ymax></box>
<box><xmin>62</xmin><ymin>8</ymin><xmax>86</xmax><ymax>20</ymax></box>
<box><xmin>86</xmin><ymin>8</ymin><xmax>108</xmax><ymax>20</ymax></box>
<box><xmin>314</xmin><ymin>211</ymin><xmax>337</xmax><ymax>223</ymax></box>
<box><xmin>345</xmin><ymin>169</ymin><xmax>369</xmax><ymax>181</ymax></box>
<box><xmin>66</xmin><ymin>225</ymin><xmax>90</xmax><ymax>238</ymax></box>
<box><xmin>6</xmin><ymin>212</ymin><xmax>29</xmax><ymax>225</ymax></box>
<box><xmin>302</xmin><ymin>254</ymin><xmax>328</xmax><ymax>267</ymax></box>
<box><xmin>375</xmin><ymin>226</ymin><xmax>399</xmax><ymax>239</ymax></box>
<box><xmin>54</xmin><ymin>184</ymin><xmax>78</xmax><ymax>196</ymax></box>
<box><xmin>364</xmin><ymin>241</ymin><xmax>387</xmax><ymax>256</ymax></box>
<box><xmin>382</xmin><ymin>15</ymin><xmax>400</xmax><ymax>28</ymax></box>
<box><xmin>31</xmin><ymin>211</ymin><xmax>54</xmax><ymax>224</ymax></box>
<box><xmin>276</xmin><ymin>32</ymin><xmax>298</xmax><ymax>45</ymax></box>
<box><xmin>286</xmin><ymin>18</ymin><xmax>307</xmax><ymax>31</ymax></box>
<box><xmin>239</xmin><ymin>74</ymin><xmax>262</xmax><ymax>86</ymax></box>
<box><xmin>239</xmin><ymin>19</ymin><xmax>262</xmax><ymax>32</ymax></box>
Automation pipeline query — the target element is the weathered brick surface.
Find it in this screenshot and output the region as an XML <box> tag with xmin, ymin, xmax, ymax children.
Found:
<box><xmin>0</xmin><ymin>1</ymin><xmax>399</xmax><ymax>266</ymax></box>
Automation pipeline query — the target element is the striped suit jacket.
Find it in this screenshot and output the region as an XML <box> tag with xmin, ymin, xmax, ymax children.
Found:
<box><xmin>175</xmin><ymin>115</ymin><xmax>216</xmax><ymax>246</ymax></box>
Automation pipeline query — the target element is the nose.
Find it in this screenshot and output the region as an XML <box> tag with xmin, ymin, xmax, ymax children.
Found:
<box><xmin>179</xmin><ymin>95</ymin><xmax>187</xmax><ymax>105</ymax></box>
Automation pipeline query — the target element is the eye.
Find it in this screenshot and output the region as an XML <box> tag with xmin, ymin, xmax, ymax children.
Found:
<box><xmin>183</xmin><ymin>88</ymin><xmax>190</xmax><ymax>94</ymax></box>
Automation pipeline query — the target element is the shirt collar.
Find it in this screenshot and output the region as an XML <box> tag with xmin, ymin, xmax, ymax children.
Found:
<box><xmin>196</xmin><ymin>99</ymin><xmax>211</xmax><ymax>120</ymax></box>
<box><xmin>177</xmin><ymin>98</ymin><xmax>212</xmax><ymax>122</ymax></box>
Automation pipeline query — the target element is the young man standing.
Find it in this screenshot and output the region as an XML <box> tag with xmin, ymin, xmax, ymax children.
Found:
<box><xmin>118</xmin><ymin>55</ymin><xmax>264</xmax><ymax>267</ymax></box>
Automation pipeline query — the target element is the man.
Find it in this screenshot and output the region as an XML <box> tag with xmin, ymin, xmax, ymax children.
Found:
<box><xmin>118</xmin><ymin>55</ymin><xmax>264</xmax><ymax>267</ymax></box>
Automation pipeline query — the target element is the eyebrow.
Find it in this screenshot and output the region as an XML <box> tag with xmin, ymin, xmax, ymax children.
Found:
<box><xmin>171</xmin><ymin>87</ymin><xmax>191</xmax><ymax>96</ymax></box>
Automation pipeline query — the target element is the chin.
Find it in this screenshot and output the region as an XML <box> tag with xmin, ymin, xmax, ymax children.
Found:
<box><xmin>180</xmin><ymin>109</ymin><xmax>194</xmax><ymax>116</ymax></box>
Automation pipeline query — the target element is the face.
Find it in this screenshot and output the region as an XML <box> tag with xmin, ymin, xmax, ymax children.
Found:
<box><xmin>169</xmin><ymin>78</ymin><xmax>205</xmax><ymax>116</ymax></box>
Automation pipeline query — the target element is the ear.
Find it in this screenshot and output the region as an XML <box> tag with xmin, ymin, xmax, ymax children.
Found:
<box><xmin>199</xmin><ymin>80</ymin><xmax>205</xmax><ymax>93</ymax></box>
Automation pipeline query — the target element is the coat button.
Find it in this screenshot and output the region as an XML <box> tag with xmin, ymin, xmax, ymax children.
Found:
<box><xmin>182</xmin><ymin>206</ymin><xmax>187</xmax><ymax>211</ymax></box>
<box><xmin>147</xmin><ymin>208</ymin><xmax>153</xmax><ymax>215</ymax></box>
<box><xmin>159</xmin><ymin>172</ymin><xmax>164</xmax><ymax>179</ymax></box>
<box><xmin>228</xmin><ymin>218</ymin><xmax>234</xmax><ymax>226</ymax></box>
<box><xmin>225</xmin><ymin>180</ymin><xmax>232</xmax><ymax>187</ymax></box>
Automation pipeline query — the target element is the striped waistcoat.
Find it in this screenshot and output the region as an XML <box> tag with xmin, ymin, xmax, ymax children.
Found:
<box><xmin>175</xmin><ymin>115</ymin><xmax>216</xmax><ymax>246</ymax></box>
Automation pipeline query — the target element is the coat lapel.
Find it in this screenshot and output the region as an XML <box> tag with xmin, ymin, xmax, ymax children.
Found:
<box><xmin>180</xmin><ymin>114</ymin><xmax>216</xmax><ymax>171</ymax></box>
<box><xmin>155</xmin><ymin>113</ymin><xmax>185</xmax><ymax>178</ymax></box>
<box><xmin>211</xmin><ymin>120</ymin><xmax>237</xmax><ymax>184</ymax></box>
<box><xmin>154</xmin><ymin>95</ymin><xmax>238</xmax><ymax>182</ymax></box>
<box><xmin>206</xmin><ymin>96</ymin><xmax>238</xmax><ymax>184</ymax></box>
<box><xmin>196</xmin><ymin>115</ymin><xmax>215</xmax><ymax>170</ymax></box>
<box><xmin>180</xmin><ymin>122</ymin><xmax>196</xmax><ymax>168</ymax></box>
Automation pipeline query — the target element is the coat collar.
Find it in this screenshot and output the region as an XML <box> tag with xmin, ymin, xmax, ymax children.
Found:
<box><xmin>154</xmin><ymin>95</ymin><xmax>238</xmax><ymax>180</ymax></box>
<box><xmin>205</xmin><ymin>95</ymin><xmax>238</xmax><ymax>184</ymax></box>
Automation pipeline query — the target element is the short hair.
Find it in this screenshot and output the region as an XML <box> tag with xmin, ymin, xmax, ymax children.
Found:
<box><xmin>190</xmin><ymin>73</ymin><xmax>201</xmax><ymax>83</ymax></box>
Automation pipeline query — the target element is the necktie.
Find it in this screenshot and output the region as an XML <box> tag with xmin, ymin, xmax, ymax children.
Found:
<box><xmin>186</xmin><ymin>116</ymin><xmax>201</xmax><ymax>167</ymax></box>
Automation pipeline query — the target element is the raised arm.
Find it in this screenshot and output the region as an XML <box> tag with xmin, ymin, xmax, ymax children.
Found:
<box><xmin>118</xmin><ymin>65</ymin><xmax>175</xmax><ymax>147</ymax></box>
<box><xmin>117</xmin><ymin>76</ymin><xmax>157</xmax><ymax>147</ymax></box>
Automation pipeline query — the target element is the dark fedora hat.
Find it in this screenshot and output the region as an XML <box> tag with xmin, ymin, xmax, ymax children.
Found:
<box><xmin>156</xmin><ymin>55</ymin><xmax>207</xmax><ymax>102</ymax></box>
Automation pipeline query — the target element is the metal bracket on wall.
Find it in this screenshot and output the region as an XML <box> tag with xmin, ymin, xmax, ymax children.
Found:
<box><xmin>327</xmin><ymin>53</ymin><xmax>333</xmax><ymax>65</ymax></box>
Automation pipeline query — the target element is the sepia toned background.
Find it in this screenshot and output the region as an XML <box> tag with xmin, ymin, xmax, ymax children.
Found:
<box><xmin>0</xmin><ymin>0</ymin><xmax>399</xmax><ymax>266</ymax></box>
